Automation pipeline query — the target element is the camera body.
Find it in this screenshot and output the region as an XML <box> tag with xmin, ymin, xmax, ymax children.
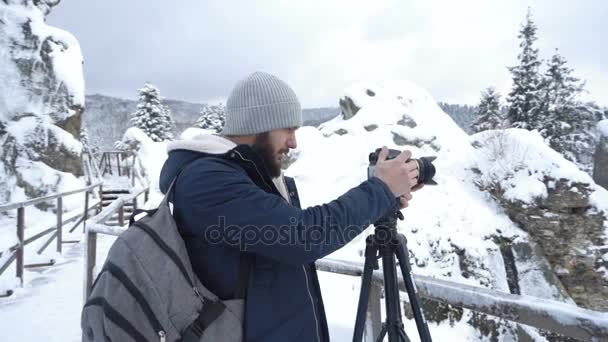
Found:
<box><xmin>367</xmin><ymin>148</ymin><xmax>437</xmax><ymax>185</ymax></box>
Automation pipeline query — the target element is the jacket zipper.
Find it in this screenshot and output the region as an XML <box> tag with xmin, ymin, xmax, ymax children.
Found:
<box><xmin>303</xmin><ymin>265</ymin><xmax>322</xmax><ymax>342</ymax></box>
<box><xmin>133</xmin><ymin>222</ymin><xmax>205</xmax><ymax>304</ymax></box>
<box><xmin>232</xmin><ymin>150</ymin><xmax>273</xmax><ymax>192</ymax></box>
<box><xmin>237</xmin><ymin>151</ymin><xmax>321</xmax><ymax>341</ymax></box>
<box><xmin>283</xmin><ymin>174</ymin><xmax>321</xmax><ymax>342</ymax></box>
<box><xmin>94</xmin><ymin>261</ymin><xmax>167</xmax><ymax>340</ymax></box>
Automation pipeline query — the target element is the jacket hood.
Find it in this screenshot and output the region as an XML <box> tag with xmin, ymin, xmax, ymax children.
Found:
<box><xmin>159</xmin><ymin>134</ymin><xmax>236</xmax><ymax>194</ymax></box>
<box><xmin>159</xmin><ymin>133</ymin><xmax>289</xmax><ymax>199</ymax></box>
<box><xmin>167</xmin><ymin>133</ymin><xmax>237</xmax><ymax>155</ymax></box>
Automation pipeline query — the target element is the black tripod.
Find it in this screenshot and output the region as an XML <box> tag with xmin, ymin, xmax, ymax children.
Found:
<box><xmin>352</xmin><ymin>203</ymin><xmax>433</xmax><ymax>342</ymax></box>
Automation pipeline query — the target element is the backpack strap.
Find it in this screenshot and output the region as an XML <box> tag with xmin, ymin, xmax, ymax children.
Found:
<box><xmin>180</xmin><ymin>299</ymin><xmax>227</xmax><ymax>342</ymax></box>
<box><xmin>167</xmin><ymin>156</ymin><xmax>255</xmax><ymax>339</ymax></box>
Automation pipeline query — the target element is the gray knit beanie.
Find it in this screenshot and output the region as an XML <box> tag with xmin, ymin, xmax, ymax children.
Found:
<box><xmin>223</xmin><ymin>71</ymin><xmax>302</xmax><ymax>135</ymax></box>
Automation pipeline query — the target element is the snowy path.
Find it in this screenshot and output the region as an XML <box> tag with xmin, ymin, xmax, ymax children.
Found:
<box><xmin>0</xmin><ymin>232</ymin><xmax>465</xmax><ymax>341</ymax></box>
<box><xmin>0</xmin><ymin>234</ymin><xmax>117</xmax><ymax>342</ymax></box>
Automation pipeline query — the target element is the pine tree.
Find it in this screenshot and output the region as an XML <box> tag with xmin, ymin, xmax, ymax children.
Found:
<box><xmin>506</xmin><ymin>8</ymin><xmax>543</xmax><ymax>130</ymax></box>
<box><xmin>79</xmin><ymin>128</ymin><xmax>97</xmax><ymax>153</ymax></box>
<box><xmin>540</xmin><ymin>50</ymin><xmax>585</xmax><ymax>138</ymax></box>
<box><xmin>130</xmin><ymin>83</ymin><xmax>174</xmax><ymax>142</ymax></box>
<box><xmin>160</xmin><ymin>105</ymin><xmax>175</xmax><ymax>140</ymax></box>
<box><xmin>195</xmin><ymin>103</ymin><xmax>226</xmax><ymax>133</ymax></box>
<box><xmin>472</xmin><ymin>87</ymin><xmax>504</xmax><ymax>133</ymax></box>
<box><xmin>540</xmin><ymin>50</ymin><xmax>598</xmax><ymax>172</ymax></box>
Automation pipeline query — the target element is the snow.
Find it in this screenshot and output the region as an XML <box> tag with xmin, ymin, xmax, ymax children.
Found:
<box><xmin>0</xmin><ymin>233</ymin><xmax>117</xmax><ymax>342</ymax></box>
<box><xmin>471</xmin><ymin>128</ymin><xmax>594</xmax><ymax>204</ymax></box>
<box><xmin>23</xmin><ymin>3</ymin><xmax>85</xmax><ymax>107</ymax></box>
<box><xmin>42</xmin><ymin>26</ymin><xmax>85</xmax><ymax>107</ymax></box>
<box><xmin>117</xmin><ymin>127</ymin><xmax>168</xmax><ymax>193</ymax></box>
<box><xmin>1</xmin><ymin>79</ymin><xmax>606</xmax><ymax>341</ymax></box>
<box><xmin>0</xmin><ymin>3</ymin><xmax>85</xmax><ymax>114</ymax></box>
<box><xmin>180</xmin><ymin>127</ymin><xmax>218</xmax><ymax>140</ymax></box>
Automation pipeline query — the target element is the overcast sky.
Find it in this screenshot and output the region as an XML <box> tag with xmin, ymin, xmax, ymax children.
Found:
<box><xmin>47</xmin><ymin>0</ymin><xmax>607</xmax><ymax>108</ymax></box>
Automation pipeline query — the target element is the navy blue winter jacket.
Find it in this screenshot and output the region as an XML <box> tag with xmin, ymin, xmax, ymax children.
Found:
<box><xmin>159</xmin><ymin>135</ymin><xmax>396</xmax><ymax>342</ymax></box>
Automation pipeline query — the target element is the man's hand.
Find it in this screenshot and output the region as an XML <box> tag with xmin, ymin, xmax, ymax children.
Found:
<box><xmin>374</xmin><ymin>146</ymin><xmax>420</xmax><ymax>201</ymax></box>
<box><xmin>399</xmin><ymin>183</ymin><xmax>424</xmax><ymax>209</ymax></box>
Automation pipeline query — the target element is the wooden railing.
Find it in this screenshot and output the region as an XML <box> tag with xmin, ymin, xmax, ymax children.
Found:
<box><xmin>83</xmin><ymin>207</ymin><xmax>608</xmax><ymax>341</ymax></box>
<box><xmin>315</xmin><ymin>259</ymin><xmax>608</xmax><ymax>341</ymax></box>
<box><xmin>81</xmin><ymin>151</ymin><xmax>103</xmax><ymax>185</ymax></box>
<box><xmin>82</xmin><ymin>186</ymin><xmax>149</xmax><ymax>300</ymax></box>
<box><xmin>94</xmin><ymin>150</ymin><xmax>147</xmax><ymax>188</ymax></box>
<box><xmin>0</xmin><ymin>182</ymin><xmax>103</xmax><ymax>296</ymax></box>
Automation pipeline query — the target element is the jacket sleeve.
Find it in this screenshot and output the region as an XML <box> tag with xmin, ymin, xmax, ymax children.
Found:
<box><xmin>174</xmin><ymin>158</ymin><xmax>396</xmax><ymax>265</ymax></box>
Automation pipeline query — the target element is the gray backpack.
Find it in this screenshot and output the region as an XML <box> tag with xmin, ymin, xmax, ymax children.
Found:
<box><xmin>81</xmin><ymin>174</ymin><xmax>252</xmax><ymax>342</ymax></box>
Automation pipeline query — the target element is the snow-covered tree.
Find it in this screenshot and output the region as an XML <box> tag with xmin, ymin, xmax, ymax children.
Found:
<box><xmin>79</xmin><ymin>128</ymin><xmax>97</xmax><ymax>154</ymax></box>
<box><xmin>506</xmin><ymin>8</ymin><xmax>543</xmax><ymax>130</ymax></box>
<box><xmin>539</xmin><ymin>51</ymin><xmax>598</xmax><ymax>171</ymax></box>
<box><xmin>195</xmin><ymin>103</ymin><xmax>226</xmax><ymax>133</ymax></box>
<box><xmin>472</xmin><ymin>87</ymin><xmax>504</xmax><ymax>133</ymax></box>
<box><xmin>129</xmin><ymin>83</ymin><xmax>174</xmax><ymax>142</ymax></box>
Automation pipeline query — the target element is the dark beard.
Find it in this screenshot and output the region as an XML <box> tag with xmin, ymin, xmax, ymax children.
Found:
<box><xmin>252</xmin><ymin>132</ymin><xmax>281</xmax><ymax>178</ymax></box>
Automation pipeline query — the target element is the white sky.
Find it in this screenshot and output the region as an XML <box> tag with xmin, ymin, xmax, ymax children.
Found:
<box><xmin>47</xmin><ymin>0</ymin><xmax>607</xmax><ymax>108</ymax></box>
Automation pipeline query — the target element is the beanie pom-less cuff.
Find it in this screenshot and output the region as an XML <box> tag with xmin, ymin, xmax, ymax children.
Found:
<box><xmin>223</xmin><ymin>72</ymin><xmax>302</xmax><ymax>135</ymax></box>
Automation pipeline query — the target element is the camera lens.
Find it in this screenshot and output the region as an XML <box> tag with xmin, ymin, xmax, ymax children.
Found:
<box><xmin>415</xmin><ymin>157</ymin><xmax>437</xmax><ymax>185</ymax></box>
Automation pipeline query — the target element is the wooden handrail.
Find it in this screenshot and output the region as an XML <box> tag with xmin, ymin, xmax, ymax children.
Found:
<box><xmin>315</xmin><ymin>259</ymin><xmax>608</xmax><ymax>341</ymax></box>
<box><xmin>80</xmin><ymin>187</ymin><xmax>607</xmax><ymax>341</ymax></box>
<box><xmin>83</xmin><ymin>187</ymin><xmax>149</xmax><ymax>299</ymax></box>
<box><xmin>0</xmin><ymin>182</ymin><xmax>103</xmax><ymax>212</ymax></box>
<box><xmin>0</xmin><ymin>183</ymin><xmax>103</xmax><ymax>288</ymax></box>
<box><xmin>86</xmin><ymin>187</ymin><xmax>148</xmax><ymax>225</ymax></box>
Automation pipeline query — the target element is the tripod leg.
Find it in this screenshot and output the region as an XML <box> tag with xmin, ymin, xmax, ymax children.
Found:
<box><xmin>395</xmin><ymin>234</ymin><xmax>433</xmax><ymax>342</ymax></box>
<box><xmin>375</xmin><ymin>324</ymin><xmax>387</xmax><ymax>342</ymax></box>
<box><xmin>353</xmin><ymin>237</ymin><xmax>379</xmax><ymax>342</ymax></box>
<box><xmin>380</xmin><ymin>244</ymin><xmax>410</xmax><ymax>342</ymax></box>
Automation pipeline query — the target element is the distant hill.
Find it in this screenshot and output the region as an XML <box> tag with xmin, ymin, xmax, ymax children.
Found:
<box><xmin>83</xmin><ymin>94</ymin><xmax>341</xmax><ymax>149</ymax></box>
<box><xmin>437</xmin><ymin>102</ymin><xmax>478</xmax><ymax>134</ymax></box>
<box><xmin>83</xmin><ymin>94</ymin><xmax>199</xmax><ymax>149</ymax></box>
<box><xmin>83</xmin><ymin>93</ymin><xmax>482</xmax><ymax>150</ymax></box>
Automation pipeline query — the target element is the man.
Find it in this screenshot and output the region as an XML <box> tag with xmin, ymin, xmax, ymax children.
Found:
<box><xmin>159</xmin><ymin>71</ymin><xmax>421</xmax><ymax>341</ymax></box>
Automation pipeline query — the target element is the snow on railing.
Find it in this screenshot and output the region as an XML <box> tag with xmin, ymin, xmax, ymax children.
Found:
<box><xmin>82</xmin><ymin>192</ymin><xmax>608</xmax><ymax>341</ymax></box>
<box><xmin>0</xmin><ymin>182</ymin><xmax>103</xmax><ymax>293</ymax></box>
<box><xmin>82</xmin><ymin>186</ymin><xmax>149</xmax><ymax>300</ymax></box>
<box><xmin>316</xmin><ymin>258</ymin><xmax>608</xmax><ymax>341</ymax></box>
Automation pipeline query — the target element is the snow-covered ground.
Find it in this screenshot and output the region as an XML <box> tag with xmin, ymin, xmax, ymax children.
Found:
<box><xmin>1</xmin><ymin>80</ymin><xmax>607</xmax><ymax>341</ymax></box>
<box><xmin>0</xmin><ymin>232</ymin><xmax>489</xmax><ymax>341</ymax></box>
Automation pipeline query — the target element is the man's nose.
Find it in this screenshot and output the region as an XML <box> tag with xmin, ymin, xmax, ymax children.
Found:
<box><xmin>288</xmin><ymin>133</ymin><xmax>297</xmax><ymax>149</ymax></box>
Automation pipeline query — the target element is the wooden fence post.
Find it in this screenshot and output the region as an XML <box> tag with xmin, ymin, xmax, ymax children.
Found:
<box><xmin>118</xmin><ymin>205</ymin><xmax>124</xmax><ymax>226</ymax></box>
<box><xmin>365</xmin><ymin>282</ymin><xmax>382</xmax><ymax>341</ymax></box>
<box><xmin>98</xmin><ymin>185</ymin><xmax>103</xmax><ymax>213</ymax></box>
<box><xmin>99</xmin><ymin>153</ymin><xmax>106</xmax><ymax>176</ymax></box>
<box><xmin>117</xmin><ymin>153</ymin><xmax>122</xmax><ymax>177</ymax></box>
<box><xmin>85</xmin><ymin>231</ymin><xmax>97</xmax><ymax>299</ymax></box>
<box><xmin>83</xmin><ymin>191</ymin><xmax>90</xmax><ymax>233</ymax></box>
<box><xmin>56</xmin><ymin>197</ymin><xmax>63</xmax><ymax>253</ymax></box>
<box><xmin>16</xmin><ymin>207</ymin><xmax>25</xmax><ymax>287</ymax></box>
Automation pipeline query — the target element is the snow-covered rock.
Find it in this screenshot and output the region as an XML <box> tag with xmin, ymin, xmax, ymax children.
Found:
<box><xmin>290</xmin><ymin>80</ymin><xmax>607</xmax><ymax>339</ymax></box>
<box><xmin>0</xmin><ymin>0</ymin><xmax>85</xmax><ymax>205</ymax></box>
<box><xmin>471</xmin><ymin>128</ymin><xmax>608</xmax><ymax>312</ymax></box>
